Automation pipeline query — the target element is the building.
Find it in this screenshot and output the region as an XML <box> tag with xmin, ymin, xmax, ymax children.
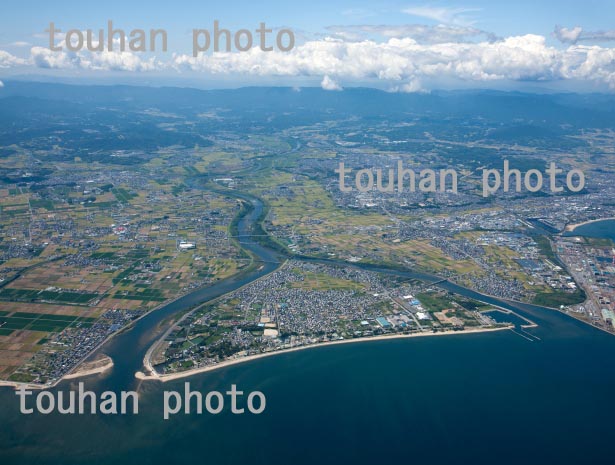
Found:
<box><xmin>601</xmin><ymin>308</ymin><xmax>615</xmax><ymax>326</ymax></box>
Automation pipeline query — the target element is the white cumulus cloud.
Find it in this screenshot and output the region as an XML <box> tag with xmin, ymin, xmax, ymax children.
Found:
<box><xmin>0</xmin><ymin>80</ymin><xmax>4</xmax><ymax>87</ymax></box>
<box><xmin>321</xmin><ymin>75</ymin><xmax>343</xmax><ymax>90</ymax></box>
<box><xmin>325</xmin><ymin>24</ymin><xmax>496</xmax><ymax>44</ymax></box>
<box><xmin>2</xmin><ymin>29</ymin><xmax>615</xmax><ymax>90</ymax></box>
<box><xmin>389</xmin><ymin>79</ymin><xmax>425</xmax><ymax>93</ymax></box>
<box><xmin>171</xmin><ymin>34</ymin><xmax>615</xmax><ymax>89</ymax></box>
<box><xmin>171</xmin><ymin>37</ymin><xmax>508</xmax><ymax>82</ymax></box>
<box><xmin>0</xmin><ymin>49</ymin><xmax>27</xmax><ymax>68</ymax></box>
<box><xmin>30</xmin><ymin>46</ymin><xmax>160</xmax><ymax>72</ymax></box>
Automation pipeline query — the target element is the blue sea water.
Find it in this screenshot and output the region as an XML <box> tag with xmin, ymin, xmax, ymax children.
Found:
<box><xmin>1</xmin><ymin>218</ymin><xmax>615</xmax><ymax>465</ymax></box>
<box><xmin>1</xmin><ymin>306</ymin><xmax>615</xmax><ymax>465</ymax></box>
<box><xmin>566</xmin><ymin>219</ymin><xmax>615</xmax><ymax>242</ymax></box>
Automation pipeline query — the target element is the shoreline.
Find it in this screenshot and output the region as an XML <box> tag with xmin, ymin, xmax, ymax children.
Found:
<box><xmin>0</xmin><ymin>354</ymin><xmax>115</xmax><ymax>390</ymax></box>
<box><xmin>0</xmin><ymin>250</ymin><xmax>274</xmax><ymax>391</ymax></box>
<box><xmin>140</xmin><ymin>259</ymin><xmax>288</xmax><ymax>380</ymax></box>
<box><xmin>564</xmin><ymin>217</ymin><xmax>615</xmax><ymax>232</ymax></box>
<box><xmin>0</xmin><ymin>187</ymin><xmax>275</xmax><ymax>391</ymax></box>
<box><xmin>63</xmin><ymin>354</ymin><xmax>114</xmax><ymax>380</ymax></box>
<box><xmin>136</xmin><ymin>325</ymin><xmax>512</xmax><ymax>383</ymax></box>
<box><xmin>0</xmin><ymin>380</ymin><xmax>53</xmax><ymax>391</ymax></box>
<box><xmin>0</xmin><ymin>290</ymin><xmax>197</xmax><ymax>391</ymax></box>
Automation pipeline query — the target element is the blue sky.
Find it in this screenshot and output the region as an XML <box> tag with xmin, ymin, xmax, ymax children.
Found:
<box><xmin>2</xmin><ymin>1</ymin><xmax>615</xmax><ymax>91</ymax></box>
<box><xmin>2</xmin><ymin>0</ymin><xmax>614</xmax><ymax>40</ymax></box>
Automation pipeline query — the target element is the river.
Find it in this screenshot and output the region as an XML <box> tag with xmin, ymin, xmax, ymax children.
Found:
<box><xmin>1</xmin><ymin>192</ymin><xmax>614</xmax><ymax>465</ymax></box>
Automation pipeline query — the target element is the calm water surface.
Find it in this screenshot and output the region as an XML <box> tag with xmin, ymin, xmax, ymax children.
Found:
<box><xmin>1</xmin><ymin>217</ymin><xmax>614</xmax><ymax>465</ymax></box>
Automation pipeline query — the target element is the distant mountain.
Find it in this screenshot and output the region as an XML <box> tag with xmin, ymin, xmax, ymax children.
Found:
<box><xmin>0</xmin><ymin>81</ymin><xmax>614</xmax><ymax>157</ymax></box>
<box><xmin>1</xmin><ymin>81</ymin><xmax>615</xmax><ymax>128</ymax></box>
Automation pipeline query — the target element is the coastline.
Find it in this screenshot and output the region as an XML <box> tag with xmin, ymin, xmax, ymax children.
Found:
<box><xmin>140</xmin><ymin>259</ymin><xmax>288</xmax><ymax>381</ymax></box>
<box><xmin>63</xmin><ymin>354</ymin><xmax>114</xmax><ymax>380</ymax></box>
<box><xmin>136</xmin><ymin>325</ymin><xmax>512</xmax><ymax>383</ymax></box>
<box><xmin>0</xmin><ymin>354</ymin><xmax>115</xmax><ymax>390</ymax></box>
<box><xmin>0</xmin><ymin>380</ymin><xmax>53</xmax><ymax>391</ymax></box>
<box><xmin>564</xmin><ymin>217</ymin><xmax>615</xmax><ymax>232</ymax></box>
<box><xmin>0</xmin><ymin>247</ymin><xmax>278</xmax><ymax>391</ymax></box>
<box><xmin>0</xmin><ymin>289</ymin><xmax>201</xmax><ymax>390</ymax></box>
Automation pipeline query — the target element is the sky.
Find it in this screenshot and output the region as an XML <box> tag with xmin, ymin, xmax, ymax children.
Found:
<box><xmin>2</xmin><ymin>0</ymin><xmax>615</xmax><ymax>91</ymax></box>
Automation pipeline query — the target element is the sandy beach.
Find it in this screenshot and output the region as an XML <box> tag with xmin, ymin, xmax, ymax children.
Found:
<box><xmin>64</xmin><ymin>354</ymin><xmax>114</xmax><ymax>380</ymax></box>
<box><xmin>137</xmin><ymin>325</ymin><xmax>512</xmax><ymax>383</ymax></box>
<box><xmin>0</xmin><ymin>380</ymin><xmax>53</xmax><ymax>390</ymax></box>
<box><xmin>564</xmin><ymin>217</ymin><xmax>615</xmax><ymax>232</ymax></box>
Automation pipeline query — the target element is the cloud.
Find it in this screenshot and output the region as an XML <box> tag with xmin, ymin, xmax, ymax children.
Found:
<box><xmin>31</xmin><ymin>46</ymin><xmax>80</xmax><ymax>69</ymax></box>
<box><xmin>9</xmin><ymin>41</ymin><xmax>30</xmax><ymax>47</ymax></box>
<box><xmin>389</xmin><ymin>79</ymin><xmax>425</xmax><ymax>93</ymax></box>
<box><xmin>172</xmin><ymin>34</ymin><xmax>615</xmax><ymax>90</ymax></box>
<box><xmin>27</xmin><ymin>33</ymin><xmax>162</xmax><ymax>72</ymax></box>
<box><xmin>555</xmin><ymin>25</ymin><xmax>615</xmax><ymax>44</ymax></box>
<box><xmin>402</xmin><ymin>6</ymin><xmax>481</xmax><ymax>26</ymax></box>
<box><xmin>326</xmin><ymin>24</ymin><xmax>496</xmax><ymax>44</ymax></box>
<box><xmin>0</xmin><ymin>49</ymin><xmax>27</xmax><ymax>68</ymax></box>
<box><xmin>0</xmin><ymin>80</ymin><xmax>4</xmax><ymax>88</ymax></box>
<box><xmin>33</xmin><ymin>31</ymin><xmax>65</xmax><ymax>41</ymax></box>
<box><xmin>554</xmin><ymin>26</ymin><xmax>583</xmax><ymax>44</ymax></box>
<box><xmin>30</xmin><ymin>46</ymin><xmax>161</xmax><ymax>72</ymax></box>
<box><xmin>3</xmin><ymin>29</ymin><xmax>615</xmax><ymax>90</ymax></box>
<box><xmin>341</xmin><ymin>8</ymin><xmax>376</xmax><ymax>20</ymax></box>
<box><xmin>321</xmin><ymin>75</ymin><xmax>343</xmax><ymax>90</ymax></box>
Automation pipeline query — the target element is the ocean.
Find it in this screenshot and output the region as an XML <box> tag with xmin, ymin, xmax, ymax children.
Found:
<box><xmin>1</xmin><ymin>219</ymin><xmax>615</xmax><ymax>465</ymax></box>
<box><xmin>1</xmin><ymin>321</ymin><xmax>615</xmax><ymax>465</ymax></box>
<box><xmin>566</xmin><ymin>218</ymin><xmax>615</xmax><ymax>242</ymax></box>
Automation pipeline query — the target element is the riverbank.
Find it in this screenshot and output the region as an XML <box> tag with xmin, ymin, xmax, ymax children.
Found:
<box><xmin>0</xmin><ymin>186</ymin><xmax>283</xmax><ymax>391</ymax></box>
<box><xmin>136</xmin><ymin>325</ymin><xmax>512</xmax><ymax>383</ymax></box>
<box><xmin>141</xmin><ymin>259</ymin><xmax>288</xmax><ymax>380</ymax></box>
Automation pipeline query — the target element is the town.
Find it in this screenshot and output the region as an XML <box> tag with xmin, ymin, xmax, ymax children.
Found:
<box><xmin>150</xmin><ymin>260</ymin><xmax>515</xmax><ymax>375</ymax></box>
<box><xmin>0</xmin><ymin>83</ymin><xmax>614</xmax><ymax>385</ymax></box>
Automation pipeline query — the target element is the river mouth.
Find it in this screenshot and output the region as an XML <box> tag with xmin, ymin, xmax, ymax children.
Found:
<box><xmin>78</xmin><ymin>185</ymin><xmax>283</xmax><ymax>392</ymax></box>
<box><xmin>2</xmin><ymin>185</ymin><xmax>615</xmax><ymax>465</ymax></box>
<box><xmin>3</xmin><ymin>173</ymin><xmax>602</xmax><ymax>396</ymax></box>
<box><xmin>2</xmin><ymin>305</ymin><xmax>613</xmax><ymax>465</ymax></box>
<box><xmin>69</xmin><ymin>177</ymin><xmax>591</xmax><ymax>394</ymax></box>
